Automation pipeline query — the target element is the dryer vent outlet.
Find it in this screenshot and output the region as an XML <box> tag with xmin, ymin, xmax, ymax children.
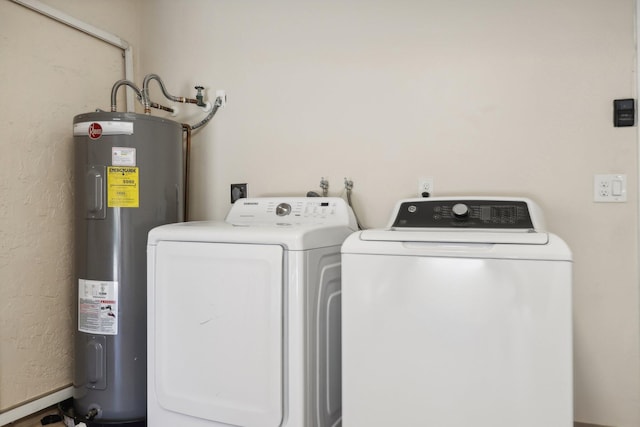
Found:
<box><xmin>231</xmin><ymin>183</ymin><xmax>247</xmax><ymax>203</ymax></box>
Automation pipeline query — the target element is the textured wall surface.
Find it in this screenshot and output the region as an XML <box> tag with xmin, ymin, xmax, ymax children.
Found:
<box><xmin>2</xmin><ymin>1</ymin><xmax>639</xmax><ymax>426</ymax></box>
<box><xmin>0</xmin><ymin>0</ymin><xmax>139</xmax><ymax>411</ymax></box>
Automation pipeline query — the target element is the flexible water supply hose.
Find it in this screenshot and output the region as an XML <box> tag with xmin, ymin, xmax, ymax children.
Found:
<box><xmin>110</xmin><ymin>80</ymin><xmax>142</xmax><ymax>112</ymax></box>
<box><xmin>344</xmin><ymin>178</ymin><xmax>364</xmax><ymax>230</ymax></box>
<box><xmin>190</xmin><ymin>97</ymin><xmax>223</xmax><ymax>130</ymax></box>
<box><xmin>142</xmin><ymin>73</ymin><xmax>202</xmax><ymax>114</ymax></box>
<box><xmin>110</xmin><ymin>79</ymin><xmax>176</xmax><ymax>114</ymax></box>
<box><xmin>320</xmin><ymin>177</ymin><xmax>329</xmax><ymax>197</ymax></box>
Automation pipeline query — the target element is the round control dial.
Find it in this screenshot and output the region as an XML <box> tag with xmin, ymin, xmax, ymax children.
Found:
<box><xmin>452</xmin><ymin>203</ymin><xmax>470</xmax><ymax>218</ymax></box>
<box><xmin>275</xmin><ymin>203</ymin><xmax>292</xmax><ymax>216</ymax></box>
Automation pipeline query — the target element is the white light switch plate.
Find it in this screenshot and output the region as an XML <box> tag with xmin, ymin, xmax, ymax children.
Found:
<box><xmin>594</xmin><ymin>174</ymin><xmax>627</xmax><ymax>202</ymax></box>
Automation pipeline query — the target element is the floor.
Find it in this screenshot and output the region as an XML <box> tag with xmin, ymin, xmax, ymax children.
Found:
<box><xmin>5</xmin><ymin>408</ymin><xmax>612</xmax><ymax>427</ymax></box>
<box><xmin>3</xmin><ymin>407</ymin><xmax>64</xmax><ymax>427</ymax></box>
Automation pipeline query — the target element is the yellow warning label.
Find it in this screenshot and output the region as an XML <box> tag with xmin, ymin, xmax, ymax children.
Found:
<box><xmin>107</xmin><ymin>167</ymin><xmax>139</xmax><ymax>208</ymax></box>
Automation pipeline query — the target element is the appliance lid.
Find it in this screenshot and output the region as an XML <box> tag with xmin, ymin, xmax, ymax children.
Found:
<box><xmin>360</xmin><ymin>229</ymin><xmax>549</xmax><ymax>245</ymax></box>
<box><xmin>148</xmin><ymin>197</ymin><xmax>358</xmax><ymax>250</ymax></box>
<box><xmin>343</xmin><ymin>230</ymin><xmax>571</xmax><ymax>261</ymax></box>
<box><xmin>148</xmin><ymin>221</ymin><xmax>354</xmax><ymax>250</ymax></box>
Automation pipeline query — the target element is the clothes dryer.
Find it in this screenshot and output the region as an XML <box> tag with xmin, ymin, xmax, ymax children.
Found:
<box><xmin>341</xmin><ymin>197</ymin><xmax>572</xmax><ymax>427</ymax></box>
<box><xmin>147</xmin><ymin>197</ymin><xmax>357</xmax><ymax>427</ymax></box>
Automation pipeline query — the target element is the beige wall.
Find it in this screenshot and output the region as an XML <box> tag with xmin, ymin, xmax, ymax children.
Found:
<box><xmin>0</xmin><ymin>0</ymin><xmax>140</xmax><ymax>411</ymax></box>
<box><xmin>1</xmin><ymin>0</ymin><xmax>638</xmax><ymax>426</ymax></box>
<box><xmin>140</xmin><ymin>0</ymin><xmax>639</xmax><ymax>426</ymax></box>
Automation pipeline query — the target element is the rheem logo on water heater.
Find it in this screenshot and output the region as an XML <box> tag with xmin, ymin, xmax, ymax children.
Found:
<box><xmin>88</xmin><ymin>122</ymin><xmax>103</xmax><ymax>140</ymax></box>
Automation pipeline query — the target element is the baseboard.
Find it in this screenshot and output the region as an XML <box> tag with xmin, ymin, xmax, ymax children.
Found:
<box><xmin>0</xmin><ymin>397</ymin><xmax>614</xmax><ymax>427</ymax></box>
<box><xmin>575</xmin><ymin>422</ymin><xmax>615</xmax><ymax>427</ymax></box>
<box><xmin>0</xmin><ymin>386</ymin><xmax>73</xmax><ymax>426</ymax></box>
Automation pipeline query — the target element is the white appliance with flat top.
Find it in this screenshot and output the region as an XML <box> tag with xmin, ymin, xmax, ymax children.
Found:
<box><xmin>147</xmin><ymin>197</ymin><xmax>357</xmax><ymax>427</ymax></box>
<box><xmin>341</xmin><ymin>197</ymin><xmax>572</xmax><ymax>427</ymax></box>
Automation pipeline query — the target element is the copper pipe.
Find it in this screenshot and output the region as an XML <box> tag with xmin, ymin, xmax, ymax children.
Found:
<box><xmin>150</xmin><ymin>102</ymin><xmax>174</xmax><ymax>113</ymax></box>
<box><xmin>182</xmin><ymin>124</ymin><xmax>192</xmax><ymax>221</ymax></box>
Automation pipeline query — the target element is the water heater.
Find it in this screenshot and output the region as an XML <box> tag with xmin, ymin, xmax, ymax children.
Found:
<box><xmin>72</xmin><ymin>111</ymin><xmax>184</xmax><ymax>425</ymax></box>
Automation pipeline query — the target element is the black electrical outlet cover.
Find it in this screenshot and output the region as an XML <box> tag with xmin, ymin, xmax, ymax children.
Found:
<box><xmin>230</xmin><ymin>183</ymin><xmax>247</xmax><ymax>203</ymax></box>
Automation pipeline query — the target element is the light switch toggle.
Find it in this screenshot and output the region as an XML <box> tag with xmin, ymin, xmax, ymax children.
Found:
<box><xmin>612</xmin><ymin>179</ymin><xmax>623</xmax><ymax>196</ymax></box>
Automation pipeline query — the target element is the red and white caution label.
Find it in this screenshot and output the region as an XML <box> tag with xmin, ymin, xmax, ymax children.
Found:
<box><xmin>78</xmin><ymin>279</ymin><xmax>119</xmax><ymax>335</ymax></box>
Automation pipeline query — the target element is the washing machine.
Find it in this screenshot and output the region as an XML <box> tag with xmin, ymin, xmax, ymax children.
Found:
<box><xmin>147</xmin><ymin>197</ymin><xmax>357</xmax><ymax>427</ymax></box>
<box><xmin>341</xmin><ymin>197</ymin><xmax>572</xmax><ymax>427</ymax></box>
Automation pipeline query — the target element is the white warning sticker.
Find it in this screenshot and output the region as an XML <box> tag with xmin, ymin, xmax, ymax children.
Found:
<box><xmin>112</xmin><ymin>147</ymin><xmax>136</xmax><ymax>167</ymax></box>
<box><xmin>78</xmin><ymin>279</ymin><xmax>118</xmax><ymax>335</ymax></box>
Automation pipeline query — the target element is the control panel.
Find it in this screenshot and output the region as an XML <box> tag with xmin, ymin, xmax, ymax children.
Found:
<box><xmin>226</xmin><ymin>197</ymin><xmax>355</xmax><ymax>227</ymax></box>
<box><xmin>391</xmin><ymin>199</ymin><xmax>536</xmax><ymax>229</ymax></box>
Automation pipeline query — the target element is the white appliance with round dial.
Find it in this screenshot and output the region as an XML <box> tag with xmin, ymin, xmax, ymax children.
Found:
<box><xmin>341</xmin><ymin>197</ymin><xmax>572</xmax><ymax>427</ymax></box>
<box><xmin>147</xmin><ymin>197</ymin><xmax>357</xmax><ymax>427</ymax></box>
